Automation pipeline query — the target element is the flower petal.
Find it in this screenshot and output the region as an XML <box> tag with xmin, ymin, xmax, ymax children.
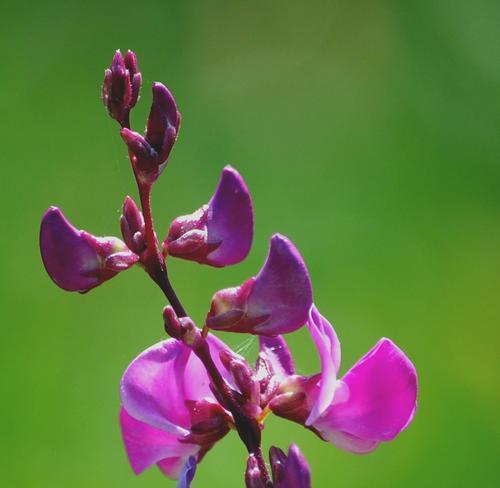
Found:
<box><xmin>314</xmin><ymin>338</ymin><xmax>417</xmax><ymax>451</ymax></box>
<box><xmin>120</xmin><ymin>339</ymin><xmax>217</xmax><ymax>436</ymax></box>
<box><xmin>39</xmin><ymin>207</ymin><xmax>134</xmax><ymax>292</ymax></box>
<box><xmin>270</xmin><ymin>444</ymin><xmax>311</xmax><ymax>488</ymax></box>
<box><xmin>205</xmin><ymin>166</ymin><xmax>253</xmax><ymax>266</ymax></box>
<box><xmin>207</xmin><ymin>234</ymin><xmax>313</xmax><ymax>335</ymax></box>
<box><xmin>177</xmin><ymin>456</ymin><xmax>197</xmax><ymax>488</ymax></box>
<box><xmin>259</xmin><ymin>336</ymin><xmax>295</xmax><ymax>377</ymax></box>
<box><xmin>305</xmin><ymin>305</ymin><xmax>341</xmax><ymax>425</ymax></box>
<box><xmin>166</xmin><ymin>166</ymin><xmax>253</xmax><ymax>267</ymax></box>
<box><xmin>120</xmin><ymin>408</ymin><xmax>198</xmax><ymax>476</ymax></box>
<box><xmin>40</xmin><ymin>207</ymin><xmax>100</xmax><ymax>292</ymax></box>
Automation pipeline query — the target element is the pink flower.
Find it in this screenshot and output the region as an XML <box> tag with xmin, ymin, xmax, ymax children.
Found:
<box><xmin>119</xmin><ymin>336</ymin><xmax>233</xmax><ymax>478</ymax></box>
<box><xmin>270</xmin><ymin>305</ymin><xmax>418</xmax><ymax>454</ymax></box>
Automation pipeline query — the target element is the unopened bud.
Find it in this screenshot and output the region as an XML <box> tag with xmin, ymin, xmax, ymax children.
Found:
<box><xmin>102</xmin><ymin>49</ymin><xmax>141</xmax><ymax>126</ymax></box>
<box><xmin>120</xmin><ymin>196</ymin><xmax>146</xmax><ymax>254</ymax></box>
<box><xmin>245</xmin><ymin>455</ymin><xmax>266</xmax><ymax>488</ymax></box>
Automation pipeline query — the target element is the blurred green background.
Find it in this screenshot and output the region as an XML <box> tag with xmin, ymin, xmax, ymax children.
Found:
<box><xmin>2</xmin><ymin>0</ymin><xmax>499</xmax><ymax>486</ymax></box>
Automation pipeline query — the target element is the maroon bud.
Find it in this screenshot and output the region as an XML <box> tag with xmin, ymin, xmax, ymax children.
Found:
<box><xmin>102</xmin><ymin>49</ymin><xmax>142</xmax><ymax>126</ymax></box>
<box><xmin>120</xmin><ymin>128</ymin><xmax>159</xmax><ymax>183</ymax></box>
<box><xmin>163</xmin><ymin>305</ymin><xmax>183</xmax><ymax>338</ymax></box>
<box><xmin>120</xmin><ymin>196</ymin><xmax>145</xmax><ymax>255</ymax></box>
<box><xmin>145</xmin><ymin>82</ymin><xmax>180</xmax><ymax>165</ymax></box>
<box><xmin>124</xmin><ymin>50</ymin><xmax>141</xmax><ymax>107</ymax></box>
<box><xmin>245</xmin><ymin>455</ymin><xmax>266</xmax><ymax>488</ymax></box>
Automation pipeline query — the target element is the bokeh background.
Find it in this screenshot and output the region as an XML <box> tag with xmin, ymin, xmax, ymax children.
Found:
<box><xmin>2</xmin><ymin>0</ymin><xmax>499</xmax><ymax>486</ymax></box>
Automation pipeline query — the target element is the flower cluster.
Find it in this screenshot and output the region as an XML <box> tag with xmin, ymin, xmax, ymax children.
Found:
<box><xmin>40</xmin><ymin>50</ymin><xmax>418</xmax><ymax>487</ymax></box>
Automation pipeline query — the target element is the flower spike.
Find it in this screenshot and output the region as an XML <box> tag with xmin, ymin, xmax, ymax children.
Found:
<box><xmin>40</xmin><ymin>207</ymin><xmax>138</xmax><ymax>293</ymax></box>
<box><xmin>165</xmin><ymin>166</ymin><xmax>254</xmax><ymax>267</ymax></box>
<box><xmin>206</xmin><ymin>234</ymin><xmax>313</xmax><ymax>335</ymax></box>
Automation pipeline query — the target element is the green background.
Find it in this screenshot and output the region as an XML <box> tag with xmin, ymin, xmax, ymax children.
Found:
<box><xmin>2</xmin><ymin>0</ymin><xmax>499</xmax><ymax>486</ymax></box>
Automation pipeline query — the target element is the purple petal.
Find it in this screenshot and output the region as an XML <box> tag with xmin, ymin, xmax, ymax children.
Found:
<box><xmin>206</xmin><ymin>234</ymin><xmax>313</xmax><ymax>335</ymax></box>
<box><xmin>120</xmin><ymin>408</ymin><xmax>198</xmax><ymax>476</ymax></box>
<box><xmin>177</xmin><ymin>456</ymin><xmax>197</xmax><ymax>488</ymax></box>
<box><xmin>205</xmin><ymin>166</ymin><xmax>253</xmax><ymax>266</ymax></box>
<box><xmin>314</xmin><ymin>338</ymin><xmax>417</xmax><ymax>453</ymax></box>
<box><xmin>270</xmin><ymin>444</ymin><xmax>311</xmax><ymax>488</ymax></box>
<box><xmin>40</xmin><ymin>207</ymin><xmax>105</xmax><ymax>292</ymax></box>
<box><xmin>165</xmin><ymin>166</ymin><xmax>253</xmax><ymax>267</ymax></box>
<box><xmin>305</xmin><ymin>305</ymin><xmax>341</xmax><ymax>425</ymax></box>
<box><xmin>145</xmin><ymin>82</ymin><xmax>179</xmax><ymax>162</ymax></box>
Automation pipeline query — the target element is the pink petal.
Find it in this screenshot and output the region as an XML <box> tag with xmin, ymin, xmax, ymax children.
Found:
<box><xmin>305</xmin><ymin>305</ymin><xmax>341</xmax><ymax>425</ymax></box>
<box><xmin>314</xmin><ymin>338</ymin><xmax>417</xmax><ymax>450</ymax></box>
<box><xmin>120</xmin><ymin>339</ymin><xmax>217</xmax><ymax>436</ymax></box>
<box><xmin>120</xmin><ymin>408</ymin><xmax>198</xmax><ymax>476</ymax></box>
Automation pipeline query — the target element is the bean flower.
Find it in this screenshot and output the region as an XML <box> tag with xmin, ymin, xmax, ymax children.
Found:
<box><xmin>39</xmin><ymin>49</ymin><xmax>418</xmax><ymax>487</ymax></box>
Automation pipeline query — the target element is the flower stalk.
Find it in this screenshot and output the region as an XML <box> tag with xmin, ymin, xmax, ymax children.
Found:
<box><xmin>39</xmin><ymin>48</ymin><xmax>418</xmax><ymax>487</ymax></box>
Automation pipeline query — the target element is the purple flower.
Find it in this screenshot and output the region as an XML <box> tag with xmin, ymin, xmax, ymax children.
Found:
<box><xmin>121</xmin><ymin>83</ymin><xmax>180</xmax><ymax>183</ymax></box>
<box><xmin>270</xmin><ymin>305</ymin><xmax>418</xmax><ymax>454</ymax></box>
<box><xmin>270</xmin><ymin>444</ymin><xmax>311</xmax><ymax>488</ymax></box>
<box><xmin>206</xmin><ymin>234</ymin><xmax>313</xmax><ymax>335</ymax></box>
<box><xmin>119</xmin><ymin>336</ymin><xmax>233</xmax><ymax>478</ymax></box>
<box><xmin>102</xmin><ymin>50</ymin><xmax>141</xmax><ymax>125</ymax></box>
<box><xmin>165</xmin><ymin>166</ymin><xmax>253</xmax><ymax>267</ymax></box>
<box><xmin>40</xmin><ymin>207</ymin><xmax>138</xmax><ymax>293</ymax></box>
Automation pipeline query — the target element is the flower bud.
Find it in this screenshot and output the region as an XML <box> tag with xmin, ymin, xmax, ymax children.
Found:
<box><xmin>120</xmin><ymin>196</ymin><xmax>146</xmax><ymax>255</ymax></box>
<box><xmin>120</xmin><ymin>129</ymin><xmax>159</xmax><ymax>182</ymax></box>
<box><xmin>245</xmin><ymin>455</ymin><xmax>266</xmax><ymax>488</ymax></box>
<box><xmin>206</xmin><ymin>234</ymin><xmax>313</xmax><ymax>335</ymax></box>
<box><xmin>102</xmin><ymin>49</ymin><xmax>141</xmax><ymax>126</ymax></box>
<box><xmin>120</xmin><ymin>83</ymin><xmax>180</xmax><ymax>183</ymax></box>
<box><xmin>165</xmin><ymin>166</ymin><xmax>253</xmax><ymax>267</ymax></box>
<box><xmin>269</xmin><ymin>444</ymin><xmax>311</xmax><ymax>488</ymax></box>
<box><xmin>40</xmin><ymin>207</ymin><xmax>138</xmax><ymax>293</ymax></box>
<box><xmin>145</xmin><ymin>82</ymin><xmax>180</xmax><ymax>164</ymax></box>
<box><xmin>219</xmin><ymin>350</ymin><xmax>260</xmax><ymax>407</ymax></box>
<box><xmin>185</xmin><ymin>400</ymin><xmax>231</xmax><ymax>448</ymax></box>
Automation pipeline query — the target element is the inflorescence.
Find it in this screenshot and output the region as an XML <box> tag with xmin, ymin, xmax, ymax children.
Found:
<box><xmin>40</xmin><ymin>50</ymin><xmax>418</xmax><ymax>487</ymax></box>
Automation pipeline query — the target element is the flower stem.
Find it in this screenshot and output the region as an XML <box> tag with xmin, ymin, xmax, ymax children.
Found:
<box><xmin>129</xmin><ymin>154</ymin><xmax>271</xmax><ymax>483</ymax></box>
